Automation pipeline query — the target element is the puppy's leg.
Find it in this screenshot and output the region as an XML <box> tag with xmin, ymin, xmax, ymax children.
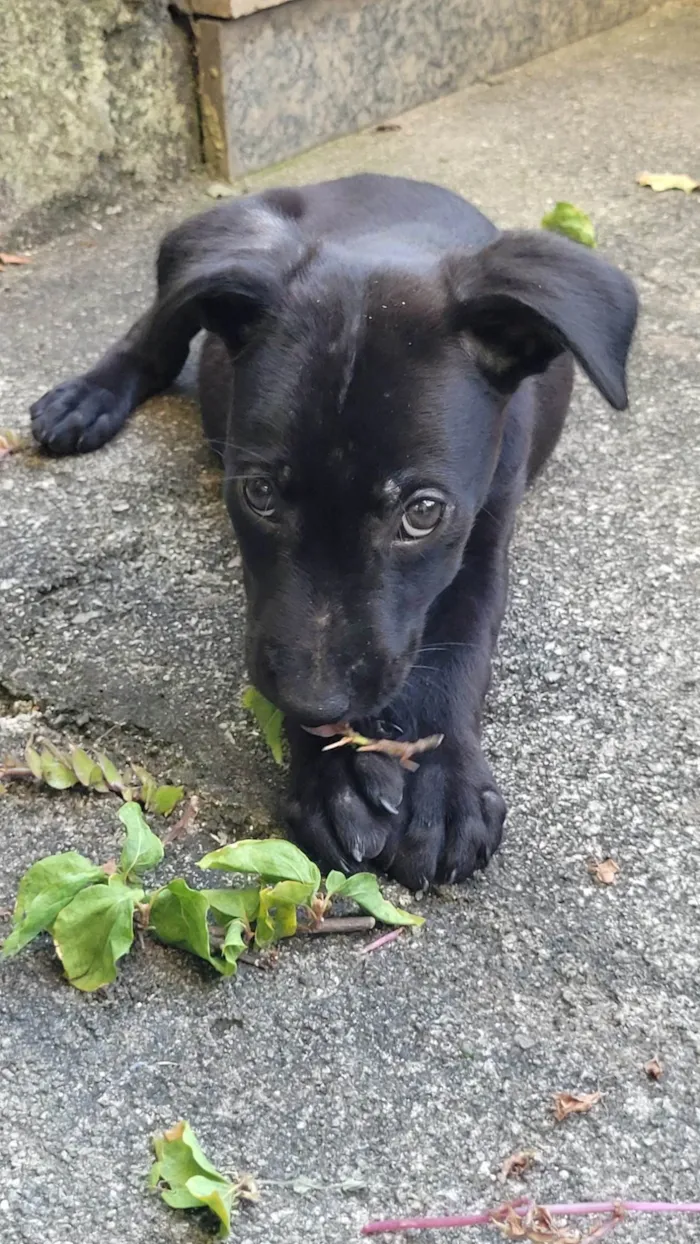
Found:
<box><xmin>31</xmin><ymin>233</ymin><xmax>199</xmax><ymax>454</ymax></box>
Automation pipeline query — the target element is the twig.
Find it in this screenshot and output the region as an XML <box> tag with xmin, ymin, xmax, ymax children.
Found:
<box><xmin>361</xmin><ymin>1199</ymin><xmax>700</xmax><ymax>1236</ymax></box>
<box><xmin>308</xmin><ymin>916</ymin><xmax>376</xmax><ymax>934</ymax></box>
<box><xmin>359</xmin><ymin>928</ymin><xmax>404</xmax><ymax>954</ymax></box>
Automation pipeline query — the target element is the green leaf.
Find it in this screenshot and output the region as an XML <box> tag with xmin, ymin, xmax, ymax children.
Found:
<box><xmin>205</xmin><ymin>887</ymin><xmax>260</xmax><ymax>928</ymax></box>
<box><xmin>24</xmin><ymin>744</ymin><xmax>43</xmax><ymax>779</ymax></box>
<box><xmin>71</xmin><ymin>747</ymin><xmax>103</xmax><ymax>788</ymax></box>
<box><xmin>541</xmin><ymin>201</ymin><xmax>596</xmax><ymax>248</ymax></box>
<box><xmin>2</xmin><ymin>852</ymin><xmax>107</xmax><ymax>958</ymax></box>
<box><xmin>242</xmin><ymin>686</ymin><xmax>285</xmax><ymax>765</ymax></box>
<box><xmin>40</xmin><ymin>750</ymin><xmax>78</xmax><ymax>789</ymax></box>
<box><xmin>51</xmin><ymin>877</ymin><xmax>139</xmax><ymax>990</ymax></box>
<box><xmin>146</xmin><ymin>784</ymin><xmax>184</xmax><ymax>817</ymax></box>
<box><xmin>254</xmin><ymin>883</ymin><xmax>303</xmax><ymax>948</ymax></box>
<box><xmin>325</xmin><ymin>871</ymin><xmax>424</xmax><ymax>926</ymax></box>
<box><xmin>149</xmin><ymin>1121</ymin><xmax>241</xmax><ymax>1237</ymax></box>
<box><xmin>186</xmin><ymin>1176</ymin><xmax>237</xmax><ymax>1237</ymax></box>
<box><xmin>148</xmin><ymin>879</ymin><xmax>236</xmax><ymax>976</ymax></box>
<box><xmin>199</xmin><ymin>839</ymin><xmax>321</xmax><ymax>889</ymax></box>
<box><xmin>221</xmin><ymin>919</ymin><xmax>247</xmax><ymax>968</ymax></box>
<box><xmin>118</xmin><ymin>801</ymin><xmax>164</xmax><ymax>878</ymax></box>
<box><xmin>97</xmin><ymin>751</ymin><xmax>123</xmax><ymax>788</ymax></box>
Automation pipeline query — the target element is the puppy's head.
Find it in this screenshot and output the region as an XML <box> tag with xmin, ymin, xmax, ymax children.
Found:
<box><xmin>168</xmin><ymin>204</ymin><xmax>637</xmax><ymax>724</ymax></box>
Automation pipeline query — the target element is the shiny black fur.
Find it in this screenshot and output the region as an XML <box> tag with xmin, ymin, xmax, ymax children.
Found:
<box><xmin>31</xmin><ymin>175</ymin><xmax>638</xmax><ymax>889</ymax></box>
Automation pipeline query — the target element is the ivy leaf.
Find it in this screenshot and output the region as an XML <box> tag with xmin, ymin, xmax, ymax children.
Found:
<box><xmin>148</xmin><ymin>879</ymin><xmax>237</xmax><ymax>976</ymax></box>
<box><xmin>199</xmin><ymin>839</ymin><xmax>321</xmax><ymax>890</ymax></box>
<box><xmin>221</xmin><ymin>919</ymin><xmax>247</xmax><ymax>969</ymax></box>
<box><xmin>186</xmin><ymin>1176</ymin><xmax>237</xmax><ymax>1237</ymax></box>
<box><xmin>241</xmin><ymin>686</ymin><xmax>285</xmax><ymax>765</ymax></box>
<box><xmin>146</xmin><ymin>784</ymin><xmax>184</xmax><ymax>817</ymax></box>
<box><xmin>24</xmin><ymin>744</ymin><xmax>43</xmax><ymax>779</ymax></box>
<box><xmin>254</xmin><ymin>882</ymin><xmax>307</xmax><ymax>948</ymax></box>
<box><xmin>206</xmin><ymin>887</ymin><xmax>260</xmax><ymax>928</ymax></box>
<box><xmin>51</xmin><ymin>876</ymin><xmax>139</xmax><ymax>991</ymax></box>
<box><xmin>97</xmin><ymin>751</ymin><xmax>123</xmax><ymax>788</ymax></box>
<box><xmin>40</xmin><ymin>750</ymin><xmax>78</xmax><ymax>789</ymax></box>
<box><xmin>149</xmin><ymin>1121</ymin><xmax>254</xmax><ymax>1238</ymax></box>
<box><xmin>118</xmin><ymin>801</ymin><xmax>164</xmax><ymax>879</ymax></box>
<box><xmin>325</xmin><ymin>870</ymin><xmax>424</xmax><ymax>926</ymax></box>
<box><xmin>541</xmin><ymin>201</ymin><xmax>596</xmax><ymax>248</ymax></box>
<box><xmin>71</xmin><ymin>747</ymin><xmax>103</xmax><ymax>788</ymax></box>
<box><xmin>2</xmin><ymin>852</ymin><xmax>106</xmax><ymax>958</ymax></box>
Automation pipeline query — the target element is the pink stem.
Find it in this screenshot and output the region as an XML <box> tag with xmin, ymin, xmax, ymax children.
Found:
<box><xmin>361</xmin><ymin>1200</ymin><xmax>700</xmax><ymax>1235</ymax></box>
<box><xmin>359</xmin><ymin>928</ymin><xmax>404</xmax><ymax>954</ymax></box>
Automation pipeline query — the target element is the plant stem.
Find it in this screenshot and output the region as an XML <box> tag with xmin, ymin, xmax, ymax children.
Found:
<box><xmin>309</xmin><ymin>916</ymin><xmax>376</xmax><ymax>934</ymax></box>
<box><xmin>361</xmin><ymin>1199</ymin><xmax>700</xmax><ymax>1235</ymax></box>
<box><xmin>359</xmin><ymin>928</ymin><xmax>404</xmax><ymax>954</ymax></box>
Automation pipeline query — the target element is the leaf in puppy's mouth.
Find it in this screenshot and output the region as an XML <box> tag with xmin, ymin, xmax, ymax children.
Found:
<box><xmin>306</xmin><ymin>723</ymin><xmax>444</xmax><ymax>771</ymax></box>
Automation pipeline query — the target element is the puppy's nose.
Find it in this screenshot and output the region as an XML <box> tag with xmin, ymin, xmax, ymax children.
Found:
<box><xmin>281</xmin><ymin>694</ymin><xmax>350</xmax><ymax>728</ymax></box>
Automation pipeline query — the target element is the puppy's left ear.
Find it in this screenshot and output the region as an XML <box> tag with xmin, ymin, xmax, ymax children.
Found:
<box><xmin>445</xmin><ymin>231</ymin><xmax>638</xmax><ymax>409</ymax></box>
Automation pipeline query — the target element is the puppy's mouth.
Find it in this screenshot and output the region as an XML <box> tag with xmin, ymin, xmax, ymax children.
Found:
<box><xmin>301</xmin><ymin>722</ymin><xmax>348</xmax><ymax>738</ymax></box>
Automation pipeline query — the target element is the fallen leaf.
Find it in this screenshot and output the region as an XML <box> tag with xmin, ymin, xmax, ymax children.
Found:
<box><xmin>541</xmin><ymin>202</ymin><xmax>596</xmax><ymax>248</ymax></box>
<box><xmin>325</xmin><ymin>870</ymin><xmax>425</xmax><ymax>926</ymax></box>
<box><xmin>149</xmin><ymin>1119</ymin><xmax>257</xmax><ymax>1237</ymax></box>
<box><xmin>644</xmin><ymin>1056</ymin><xmax>663</xmax><ymax>1080</ymax></box>
<box><xmin>147</xmin><ymin>783</ymin><xmax>184</xmax><ymax>817</ymax></box>
<box><xmin>0</xmin><ymin>252</ymin><xmax>31</xmax><ymax>266</ymax></box>
<box><xmin>553</xmin><ymin>1090</ymin><xmax>602</xmax><ymax>1121</ymax></box>
<box><xmin>637</xmin><ymin>171</ymin><xmax>699</xmax><ymax>194</ymax></box>
<box><xmin>587</xmin><ymin>858</ymin><xmax>620</xmax><ymax>885</ymax></box>
<box><xmin>241</xmin><ymin>686</ymin><xmax>285</xmax><ymax>765</ymax></box>
<box><xmin>164</xmin><ymin>794</ymin><xmax>200</xmax><ymax>844</ymax></box>
<box><xmin>499</xmin><ymin>1150</ymin><xmax>537</xmax><ymax>1183</ymax></box>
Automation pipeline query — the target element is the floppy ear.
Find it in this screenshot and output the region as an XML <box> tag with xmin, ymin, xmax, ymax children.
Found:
<box><xmin>444</xmin><ymin>231</ymin><xmax>638</xmax><ymax>409</ymax></box>
<box><xmin>152</xmin><ymin>198</ymin><xmax>308</xmax><ymax>350</ymax></box>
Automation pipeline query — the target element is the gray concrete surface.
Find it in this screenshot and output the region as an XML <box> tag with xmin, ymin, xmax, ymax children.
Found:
<box><xmin>1</xmin><ymin>5</ymin><xmax>699</xmax><ymax>1242</ymax></box>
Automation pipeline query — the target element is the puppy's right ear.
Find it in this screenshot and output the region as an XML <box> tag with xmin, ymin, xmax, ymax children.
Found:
<box><xmin>153</xmin><ymin>198</ymin><xmax>308</xmax><ymax>350</ymax></box>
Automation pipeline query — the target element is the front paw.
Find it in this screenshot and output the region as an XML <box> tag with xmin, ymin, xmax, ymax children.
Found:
<box><xmin>31</xmin><ymin>376</ymin><xmax>129</xmax><ymax>454</ymax></box>
<box><xmin>384</xmin><ymin>741</ymin><xmax>506</xmax><ymax>889</ymax></box>
<box><xmin>284</xmin><ymin>726</ymin><xmax>405</xmax><ymax>874</ymax></box>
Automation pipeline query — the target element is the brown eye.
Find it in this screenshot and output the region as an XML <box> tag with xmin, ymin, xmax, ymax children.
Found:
<box><xmin>398</xmin><ymin>494</ymin><xmax>445</xmax><ymax>540</ymax></box>
<box><xmin>243</xmin><ymin>476</ymin><xmax>277</xmax><ymax>518</ymax></box>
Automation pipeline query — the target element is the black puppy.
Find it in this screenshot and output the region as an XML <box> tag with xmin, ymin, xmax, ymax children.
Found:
<box><xmin>31</xmin><ymin>174</ymin><xmax>637</xmax><ymax>889</ymax></box>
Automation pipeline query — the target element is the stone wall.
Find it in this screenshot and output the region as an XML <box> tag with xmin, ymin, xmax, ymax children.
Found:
<box><xmin>0</xmin><ymin>0</ymin><xmax>199</xmax><ymax>238</ymax></box>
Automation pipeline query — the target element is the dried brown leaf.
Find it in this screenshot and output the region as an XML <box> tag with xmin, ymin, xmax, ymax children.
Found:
<box><xmin>553</xmin><ymin>1090</ymin><xmax>602</xmax><ymax>1121</ymax></box>
<box><xmin>163</xmin><ymin>794</ymin><xmax>200</xmax><ymax>844</ymax></box>
<box><xmin>499</xmin><ymin>1150</ymin><xmax>537</xmax><ymax>1183</ymax></box>
<box><xmin>0</xmin><ymin>429</ymin><xmax>23</xmax><ymax>461</ymax></box>
<box><xmin>587</xmin><ymin>858</ymin><xmax>620</xmax><ymax>885</ymax></box>
<box><xmin>644</xmin><ymin>1056</ymin><xmax>663</xmax><ymax>1080</ymax></box>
